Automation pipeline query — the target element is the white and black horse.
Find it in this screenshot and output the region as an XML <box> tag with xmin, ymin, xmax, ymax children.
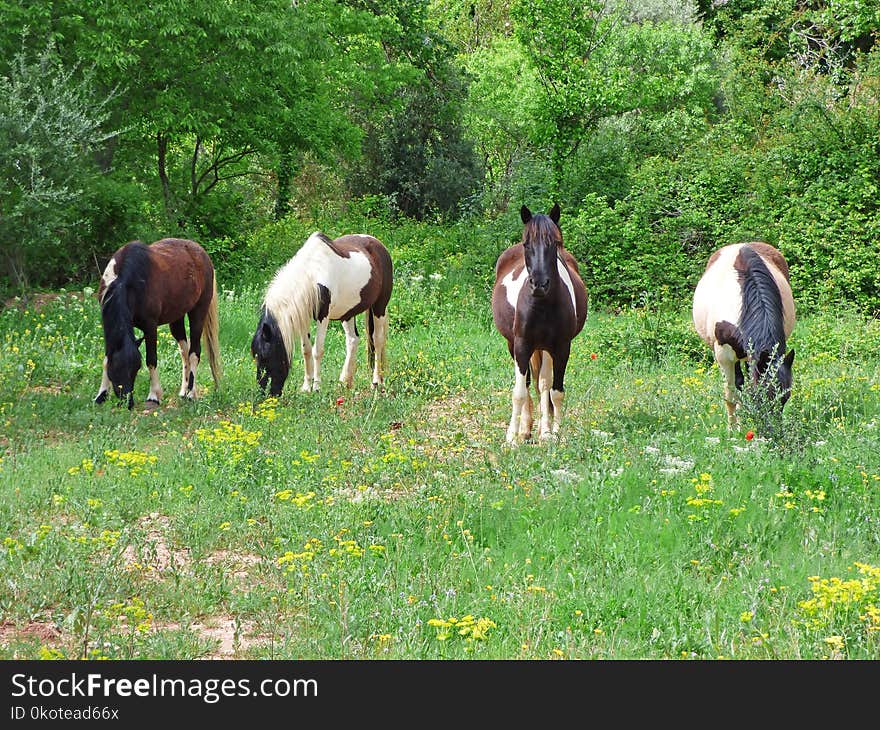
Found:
<box><xmin>251</xmin><ymin>231</ymin><xmax>393</xmax><ymax>397</ymax></box>
<box><xmin>491</xmin><ymin>204</ymin><xmax>588</xmax><ymax>443</ymax></box>
<box><xmin>692</xmin><ymin>242</ymin><xmax>796</xmax><ymax>430</ymax></box>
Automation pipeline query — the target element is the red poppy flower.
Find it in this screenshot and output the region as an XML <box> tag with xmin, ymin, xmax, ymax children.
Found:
<box><xmin>336</xmin><ymin>397</ymin><xmax>345</xmax><ymax>406</ymax></box>
<box><xmin>745</xmin><ymin>431</ymin><xmax>754</xmax><ymax>441</ymax></box>
<box><xmin>590</xmin><ymin>353</ymin><xmax>597</xmax><ymax>360</ymax></box>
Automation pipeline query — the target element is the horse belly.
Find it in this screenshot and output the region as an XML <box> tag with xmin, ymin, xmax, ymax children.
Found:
<box><xmin>325</xmin><ymin>251</ymin><xmax>373</xmax><ymax>320</ymax></box>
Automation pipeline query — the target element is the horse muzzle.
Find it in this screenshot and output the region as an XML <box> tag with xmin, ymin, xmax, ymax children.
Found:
<box><xmin>530</xmin><ymin>283</ymin><xmax>550</xmax><ymax>298</ymax></box>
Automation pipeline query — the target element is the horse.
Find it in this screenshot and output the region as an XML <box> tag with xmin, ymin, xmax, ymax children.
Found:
<box><xmin>95</xmin><ymin>238</ymin><xmax>222</xmax><ymax>410</ymax></box>
<box><xmin>491</xmin><ymin>204</ymin><xmax>588</xmax><ymax>443</ymax></box>
<box><xmin>692</xmin><ymin>242</ymin><xmax>796</xmax><ymax>430</ymax></box>
<box><xmin>251</xmin><ymin>231</ymin><xmax>393</xmax><ymax>397</ymax></box>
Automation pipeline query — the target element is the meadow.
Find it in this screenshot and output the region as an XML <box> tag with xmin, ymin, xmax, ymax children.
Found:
<box><xmin>1</xmin><ymin>240</ymin><xmax>879</xmax><ymax>660</ymax></box>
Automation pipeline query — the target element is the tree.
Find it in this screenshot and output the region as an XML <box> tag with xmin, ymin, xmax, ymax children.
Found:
<box><xmin>0</xmin><ymin>40</ymin><xmax>115</xmax><ymax>291</ymax></box>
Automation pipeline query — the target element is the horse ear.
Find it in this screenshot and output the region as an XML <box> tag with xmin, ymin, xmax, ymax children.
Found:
<box><xmin>756</xmin><ymin>349</ymin><xmax>771</xmax><ymax>372</ymax></box>
<box><xmin>261</xmin><ymin>321</ymin><xmax>273</xmax><ymax>341</ymax></box>
<box><xmin>520</xmin><ymin>206</ymin><xmax>532</xmax><ymax>224</ymax></box>
<box><xmin>783</xmin><ymin>349</ymin><xmax>795</xmax><ymax>368</ymax></box>
<box><xmin>548</xmin><ymin>203</ymin><xmax>561</xmax><ymax>225</ymax></box>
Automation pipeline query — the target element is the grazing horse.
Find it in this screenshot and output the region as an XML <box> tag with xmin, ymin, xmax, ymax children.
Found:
<box><xmin>251</xmin><ymin>231</ymin><xmax>393</xmax><ymax>397</ymax></box>
<box><xmin>95</xmin><ymin>238</ymin><xmax>222</xmax><ymax>409</ymax></box>
<box><xmin>492</xmin><ymin>204</ymin><xmax>588</xmax><ymax>443</ymax></box>
<box><xmin>692</xmin><ymin>242</ymin><xmax>795</xmax><ymax>430</ymax></box>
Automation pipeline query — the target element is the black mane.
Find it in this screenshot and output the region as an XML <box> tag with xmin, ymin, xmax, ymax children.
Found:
<box><xmin>101</xmin><ymin>241</ymin><xmax>150</xmax><ymax>352</ymax></box>
<box><xmin>737</xmin><ymin>246</ymin><xmax>786</xmax><ymax>357</ymax></box>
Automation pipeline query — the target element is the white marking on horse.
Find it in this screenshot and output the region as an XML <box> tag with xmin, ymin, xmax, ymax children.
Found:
<box><xmin>502</xmin><ymin>266</ymin><xmax>528</xmax><ymax>309</ymax></box>
<box><xmin>557</xmin><ymin>259</ymin><xmax>578</xmax><ymax>314</ymax></box>
<box><xmin>692</xmin><ymin>244</ymin><xmax>745</xmax><ymax>346</ymax></box>
<box><xmin>323</xmin><ymin>251</ymin><xmax>372</xmax><ymax>319</ymax></box>
<box><xmin>100</xmin><ymin>258</ymin><xmax>118</xmax><ymax>300</ymax></box>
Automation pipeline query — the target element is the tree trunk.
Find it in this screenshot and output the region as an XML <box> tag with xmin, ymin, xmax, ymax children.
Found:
<box><xmin>274</xmin><ymin>148</ymin><xmax>295</xmax><ymax>221</ymax></box>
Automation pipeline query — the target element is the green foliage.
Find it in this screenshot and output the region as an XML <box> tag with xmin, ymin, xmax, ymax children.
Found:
<box><xmin>348</xmin><ymin>3</ymin><xmax>484</xmax><ymax>221</ymax></box>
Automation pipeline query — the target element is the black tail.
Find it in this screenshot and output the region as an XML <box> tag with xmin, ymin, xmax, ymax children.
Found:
<box><xmin>367</xmin><ymin>309</ymin><xmax>376</xmax><ymax>373</ymax></box>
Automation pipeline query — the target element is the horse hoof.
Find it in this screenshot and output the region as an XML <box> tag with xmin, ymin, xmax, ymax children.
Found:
<box><xmin>95</xmin><ymin>390</ymin><xmax>108</xmax><ymax>404</ymax></box>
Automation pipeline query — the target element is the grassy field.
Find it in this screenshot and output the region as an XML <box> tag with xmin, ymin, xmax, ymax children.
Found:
<box><xmin>1</xmin><ymin>250</ymin><xmax>879</xmax><ymax>660</ymax></box>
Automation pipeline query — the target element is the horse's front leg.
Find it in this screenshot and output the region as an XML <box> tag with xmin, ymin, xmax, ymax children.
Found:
<box><xmin>144</xmin><ymin>327</ymin><xmax>162</xmax><ymax>405</ymax></box>
<box><xmin>507</xmin><ymin>344</ymin><xmax>533</xmax><ymax>444</ymax></box>
<box><xmin>300</xmin><ymin>333</ymin><xmax>314</xmax><ymax>392</ymax></box>
<box><xmin>534</xmin><ymin>351</ymin><xmax>554</xmax><ymax>439</ymax></box>
<box><xmin>170</xmin><ymin>319</ymin><xmax>189</xmax><ymax>398</ymax></box>
<box><xmin>714</xmin><ymin>343</ymin><xmax>740</xmax><ymax>430</ymax></box>
<box><xmin>95</xmin><ymin>356</ymin><xmax>111</xmax><ymax>404</ymax></box>
<box><xmin>547</xmin><ymin>342</ymin><xmax>570</xmax><ymax>438</ymax></box>
<box><xmin>339</xmin><ymin>318</ymin><xmax>359</xmax><ymax>388</ymax></box>
<box><xmin>310</xmin><ymin>318</ymin><xmax>329</xmax><ymax>392</ymax></box>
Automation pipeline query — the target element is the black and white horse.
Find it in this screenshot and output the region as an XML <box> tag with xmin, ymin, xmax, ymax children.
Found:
<box><xmin>251</xmin><ymin>231</ymin><xmax>393</xmax><ymax>397</ymax></box>
<box><xmin>692</xmin><ymin>242</ymin><xmax>796</xmax><ymax>430</ymax></box>
<box><xmin>491</xmin><ymin>204</ymin><xmax>588</xmax><ymax>443</ymax></box>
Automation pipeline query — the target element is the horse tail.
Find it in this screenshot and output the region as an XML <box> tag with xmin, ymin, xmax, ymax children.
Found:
<box><xmin>204</xmin><ymin>274</ymin><xmax>222</xmax><ymax>386</ymax></box>
<box><xmin>367</xmin><ymin>308</ymin><xmax>376</xmax><ymax>373</ymax></box>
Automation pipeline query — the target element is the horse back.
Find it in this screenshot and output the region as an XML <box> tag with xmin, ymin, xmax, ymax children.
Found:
<box><xmin>693</xmin><ymin>242</ymin><xmax>795</xmax><ymax>347</ymax></box>
<box><xmin>320</xmin><ymin>234</ymin><xmax>393</xmax><ymax>320</ymax></box>
<box><xmin>141</xmin><ymin>239</ymin><xmax>214</xmax><ymax>325</ymax></box>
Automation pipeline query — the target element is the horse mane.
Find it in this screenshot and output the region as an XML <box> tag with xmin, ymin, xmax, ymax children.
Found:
<box><xmin>736</xmin><ymin>245</ymin><xmax>787</xmax><ymax>358</ymax></box>
<box><xmin>100</xmin><ymin>241</ymin><xmax>150</xmax><ymax>351</ymax></box>
<box><xmin>262</xmin><ymin>232</ymin><xmax>324</xmax><ymax>361</ymax></box>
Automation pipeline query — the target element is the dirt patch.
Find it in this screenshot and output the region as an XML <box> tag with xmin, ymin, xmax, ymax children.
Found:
<box><xmin>152</xmin><ymin>616</ymin><xmax>272</xmax><ymax>659</ymax></box>
<box><xmin>122</xmin><ymin>513</ymin><xmax>191</xmax><ymax>576</ymax></box>
<box><xmin>3</xmin><ymin>291</ymin><xmax>86</xmax><ymax>312</ymax></box>
<box><xmin>0</xmin><ymin>620</ymin><xmax>62</xmax><ymax>647</ymax></box>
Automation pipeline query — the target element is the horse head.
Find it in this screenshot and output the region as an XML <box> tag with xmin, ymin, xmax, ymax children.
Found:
<box><xmin>521</xmin><ymin>203</ymin><xmax>562</xmax><ymax>299</ymax></box>
<box><xmin>107</xmin><ymin>333</ymin><xmax>143</xmax><ymax>409</ymax></box>
<box><xmin>251</xmin><ymin>309</ymin><xmax>290</xmax><ymax>397</ymax></box>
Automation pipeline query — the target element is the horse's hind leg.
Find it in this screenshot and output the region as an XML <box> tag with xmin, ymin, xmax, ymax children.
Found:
<box><xmin>170</xmin><ymin>318</ymin><xmax>189</xmax><ymax>398</ymax></box>
<box><xmin>300</xmin><ymin>333</ymin><xmax>315</xmax><ymax>392</ymax></box>
<box><xmin>144</xmin><ymin>327</ymin><xmax>162</xmax><ymax>405</ymax></box>
<box><xmin>370</xmin><ymin>311</ymin><xmax>388</xmax><ymax>388</ymax></box>
<box><xmin>95</xmin><ymin>356</ymin><xmax>111</xmax><ymax>404</ymax></box>
<box><xmin>184</xmin><ymin>312</ymin><xmax>207</xmax><ymax>399</ymax></box>
<box><xmin>339</xmin><ymin>318</ymin><xmax>359</xmax><ymax>388</ymax></box>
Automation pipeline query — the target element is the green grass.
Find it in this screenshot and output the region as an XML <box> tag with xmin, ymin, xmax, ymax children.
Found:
<box><xmin>1</xmin><ymin>264</ymin><xmax>879</xmax><ymax>660</ymax></box>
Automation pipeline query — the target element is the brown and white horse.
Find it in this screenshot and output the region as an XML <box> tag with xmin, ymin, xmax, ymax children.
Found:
<box><xmin>95</xmin><ymin>238</ymin><xmax>222</xmax><ymax>409</ymax></box>
<box><xmin>251</xmin><ymin>231</ymin><xmax>393</xmax><ymax>397</ymax></box>
<box><xmin>692</xmin><ymin>242</ymin><xmax>795</xmax><ymax>430</ymax></box>
<box><xmin>492</xmin><ymin>204</ymin><xmax>588</xmax><ymax>443</ymax></box>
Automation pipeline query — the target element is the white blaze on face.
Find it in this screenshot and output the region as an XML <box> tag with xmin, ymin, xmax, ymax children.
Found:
<box><xmin>325</xmin><ymin>251</ymin><xmax>373</xmax><ymax>319</ymax></box>
<box><xmin>502</xmin><ymin>266</ymin><xmax>528</xmax><ymax>309</ymax></box>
